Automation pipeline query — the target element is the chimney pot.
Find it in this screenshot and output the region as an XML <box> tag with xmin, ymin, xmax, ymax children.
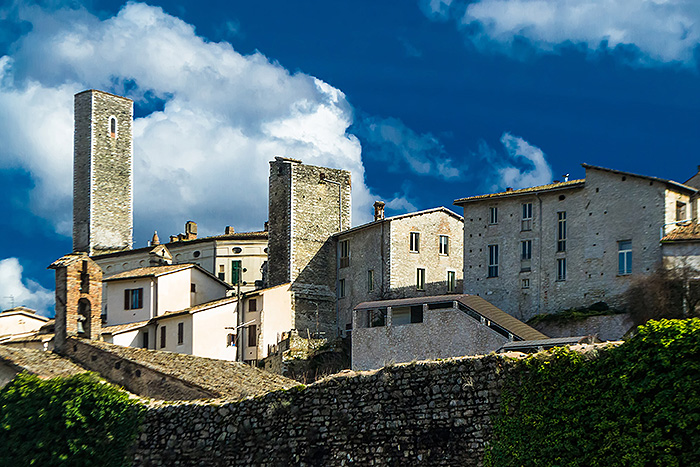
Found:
<box><xmin>225</xmin><ymin>226</ymin><xmax>235</xmax><ymax>235</ymax></box>
<box><xmin>506</xmin><ymin>187</ymin><xmax>513</xmax><ymax>192</ymax></box>
<box><xmin>373</xmin><ymin>201</ymin><xmax>386</xmax><ymax>221</ymax></box>
<box><xmin>151</xmin><ymin>231</ymin><xmax>160</xmax><ymax>246</ymax></box>
<box><xmin>185</xmin><ymin>221</ymin><xmax>197</xmax><ymax>240</ymax></box>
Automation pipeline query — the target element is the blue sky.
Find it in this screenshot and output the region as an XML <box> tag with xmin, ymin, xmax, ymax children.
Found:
<box><xmin>2</xmin><ymin>0</ymin><xmax>700</xmax><ymax>315</ymax></box>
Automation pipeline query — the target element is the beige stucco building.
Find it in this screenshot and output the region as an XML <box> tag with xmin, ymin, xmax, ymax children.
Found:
<box><xmin>455</xmin><ymin>164</ymin><xmax>699</xmax><ymax>320</ymax></box>
<box><xmin>335</xmin><ymin>205</ymin><xmax>464</xmax><ymax>333</ymax></box>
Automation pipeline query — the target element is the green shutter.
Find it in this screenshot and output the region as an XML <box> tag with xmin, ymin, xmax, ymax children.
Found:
<box><xmin>232</xmin><ymin>260</ymin><xmax>242</xmax><ymax>284</ymax></box>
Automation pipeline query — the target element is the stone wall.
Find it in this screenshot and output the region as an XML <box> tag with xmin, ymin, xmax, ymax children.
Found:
<box><xmin>133</xmin><ymin>354</ymin><xmax>513</xmax><ymax>466</ymax></box>
<box><xmin>531</xmin><ymin>313</ymin><xmax>634</xmax><ymax>341</ymax></box>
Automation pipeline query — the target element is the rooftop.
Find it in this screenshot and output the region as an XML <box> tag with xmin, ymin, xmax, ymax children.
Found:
<box><xmin>336</xmin><ymin>206</ymin><xmax>463</xmax><ymax>237</ymax></box>
<box><xmin>661</xmin><ymin>222</ymin><xmax>700</xmax><ymax>242</ymax></box>
<box><xmin>103</xmin><ymin>263</ymin><xmax>195</xmax><ymax>281</ymax></box>
<box><xmin>0</xmin><ymin>346</ymin><xmax>87</xmax><ymax>379</ymax></box>
<box><xmin>454</xmin><ymin>179</ymin><xmax>585</xmax><ymax>205</ymax></box>
<box><xmin>582</xmin><ymin>163</ymin><xmax>697</xmax><ymax>193</ymax></box>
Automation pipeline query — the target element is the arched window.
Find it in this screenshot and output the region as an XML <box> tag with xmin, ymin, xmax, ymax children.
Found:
<box><xmin>110</xmin><ymin>117</ymin><xmax>117</xmax><ymax>138</ymax></box>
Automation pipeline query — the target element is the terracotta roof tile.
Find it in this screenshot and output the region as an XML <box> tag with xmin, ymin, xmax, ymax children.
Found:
<box><xmin>454</xmin><ymin>180</ymin><xmax>585</xmax><ymax>204</ymax></box>
<box><xmin>661</xmin><ymin>222</ymin><xmax>700</xmax><ymax>242</ymax></box>
<box><xmin>103</xmin><ymin>264</ymin><xmax>195</xmax><ymax>281</ymax></box>
<box><xmin>101</xmin><ymin>320</ymin><xmax>150</xmax><ymax>335</ymax></box>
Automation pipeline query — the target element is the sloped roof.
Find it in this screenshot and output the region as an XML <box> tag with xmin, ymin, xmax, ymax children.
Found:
<box><xmin>454</xmin><ymin>180</ymin><xmax>585</xmax><ymax>205</ymax></box>
<box><xmin>154</xmin><ymin>296</ymin><xmax>238</xmax><ymax>321</ymax></box>
<box><xmin>101</xmin><ymin>320</ymin><xmax>150</xmax><ymax>335</ymax></box>
<box><xmin>661</xmin><ymin>222</ymin><xmax>700</xmax><ymax>242</ymax></box>
<box><xmin>104</xmin><ymin>263</ymin><xmax>232</xmax><ymax>290</ymax></box>
<box><xmin>354</xmin><ymin>294</ymin><xmax>547</xmax><ymax>341</ymax></box>
<box><xmin>336</xmin><ymin>207</ymin><xmax>463</xmax><ymax>238</ymax></box>
<box><xmin>582</xmin><ymin>163</ymin><xmax>697</xmax><ymax>193</ymax></box>
<box><xmin>48</xmin><ymin>252</ymin><xmax>91</xmax><ymax>269</ymax></box>
<box><xmin>0</xmin><ymin>307</ymin><xmax>49</xmax><ymax>322</ymax></box>
<box><xmin>0</xmin><ymin>346</ymin><xmax>87</xmax><ymax>379</ymax></box>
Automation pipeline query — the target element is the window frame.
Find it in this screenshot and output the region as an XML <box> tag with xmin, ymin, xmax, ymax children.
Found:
<box><xmin>124</xmin><ymin>288</ymin><xmax>144</xmax><ymax>310</ymax></box>
<box><xmin>521</xmin><ymin>240</ymin><xmax>532</xmax><ymax>260</ymax></box>
<box><xmin>618</xmin><ymin>240</ymin><xmax>632</xmax><ymax>275</ymax></box>
<box><xmin>557</xmin><ymin>258</ymin><xmax>567</xmax><ymax>281</ymax></box>
<box><xmin>439</xmin><ymin>235</ymin><xmax>449</xmax><ymax>255</ymax></box>
<box><xmin>557</xmin><ymin>211</ymin><xmax>567</xmax><ymax>252</ymax></box>
<box><xmin>247</xmin><ymin>324</ymin><xmax>257</xmax><ymax>347</ymax></box>
<box><xmin>338</xmin><ymin>278</ymin><xmax>346</xmax><ymax>298</ymax></box>
<box><xmin>447</xmin><ymin>270</ymin><xmax>456</xmax><ymax>292</ymax></box>
<box><xmin>488</xmin><ymin>244</ymin><xmax>499</xmax><ymax>278</ymax></box>
<box><xmin>339</xmin><ymin>240</ymin><xmax>350</xmax><ymax>268</ymax></box>
<box><xmin>231</xmin><ymin>260</ymin><xmax>242</xmax><ymax>284</ymax></box>
<box><xmin>160</xmin><ymin>326</ymin><xmax>166</xmax><ymax>348</ymax></box>
<box><xmin>410</xmin><ymin>232</ymin><xmax>420</xmax><ymax>253</ymax></box>
<box><xmin>521</xmin><ymin>203</ymin><xmax>533</xmax><ymax>231</ymax></box>
<box><xmin>489</xmin><ymin>206</ymin><xmax>498</xmax><ymax>225</ymax></box>
<box><xmin>177</xmin><ymin>322</ymin><xmax>184</xmax><ymax>345</ymax></box>
<box><xmin>367</xmin><ymin>269</ymin><xmax>374</xmax><ymax>293</ymax></box>
<box><xmin>416</xmin><ymin>268</ymin><xmax>426</xmax><ymax>291</ymax></box>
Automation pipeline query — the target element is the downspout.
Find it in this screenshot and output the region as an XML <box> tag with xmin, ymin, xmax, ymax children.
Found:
<box><xmin>535</xmin><ymin>193</ymin><xmax>543</xmax><ymax>315</ymax></box>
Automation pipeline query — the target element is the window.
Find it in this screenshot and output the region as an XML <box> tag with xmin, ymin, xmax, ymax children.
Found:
<box><xmin>249</xmin><ymin>298</ymin><xmax>257</xmax><ymax>312</ymax></box>
<box><xmin>557</xmin><ymin>258</ymin><xmax>567</xmax><ymax>281</ymax></box>
<box><xmin>367</xmin><ymin>270</ymin><xmax>374</xmax><ymax>292</ymax></box>
<box><xmin>339</xmin><ymin>240</ymin><xmax>350</xmax><ymax>268</ymax></box>
<box><xmin>522</xmin><ymin>203</ymin><xmax>533</xmax><ymax>231</ymax></box>
<box><xmin>410</xmin><ymin>232</ymin><xmax>420</xmax><ymax>252</ymax></box>
<box><xmin>618</xmin><ymin>241</ymin><xmax>632</xmax><ymax>275</ymax></box>
<box><xmin>218</xmin><ymin>264</ymin><xmax>225</xmax><ymax>281</ymax></box>
<box><xmin>160</xmin><ymin>326</ymin><xmax>166</xmax><ymax>348</ymax></box>
<box><xmin>232</xmin><ymin>260</ymin><xmax>242</xmax><ymax>284</ymax></box>
<box><xmin>109</xmin><ymin>116</ymin><xmax>117</xmax><ymax>138</ymax></box>
<box><xmin>338</xmin><ymin>278</ymin><xmax>346</xmax><ymax>298</ymax></box>
<box><xmin>248</xmin><ymin>324</ymin><xmax>257</xmax><ymax>347</ymax></box>
<box><xmin>190</xmin><ymin>283</ymin><xmax>196</xmax><ymax>293</ymax></box>
<box><xmin>142</xmin><ymin>331</ymin><xmax>149</xmax><ymax>349</ymax></box>
<box><xmin>410</xmin><ymin>305</ymin><xmax>423</xmax><ymax>323</ymax></box>
<box><xmin>177</xmin><ymin>322</ymin><xmax>184</xmax><ymax>345</ymax></box>
<box><xmin>226</xmin><ymin>333</ymin><xmax>236</xmax><ymax>347</ymax></box>
<box><xmin>677</xmin><ymin>202</ymin><xmax>687</xmax><ymax>221</ymax></box>
<box><xmin>416</xmin><ymin>268</ymin><xmax>426</xmax><ymax>290</ymax></box>
<box><xmin>80</xmin><ymin>260</ymin><xmax>89</xmax><ymax>293</ymax></box>
<box><xmin>488</xmin><ymin>245</ymin><xmax>499</xmax><ymax>278</ymax></box>
<box><xmin>489</xmin><ymin>207</ymin><xmax>498</xmax><ymax>224</ymax></box>
<box><xmin>521</xmin><ymin>240</ymin><xmax>532</xmax><ymax>260</ymax></box>
<box><xmin>439</xmin><ymin>235</ymin><xmax>449</xmax><ymax>255</ymax></box>
<box><xmin>447</xmin><ymin>271</ymin><xmax>456</xmax><ymax>292</ymax></box>
<box><xmin>522</xmin><ymin>278</ymin><xmax>530</xmax><ymax>289</ymax></box>
<box><xmin>124</xmin><ymin>288</ymin><xmax>143</xmax><ymax>310</ymax></box>
<box><xmin>557</xmin><ymin>211</ymin><xmax>567</xmax><ymax>252</ymax></box>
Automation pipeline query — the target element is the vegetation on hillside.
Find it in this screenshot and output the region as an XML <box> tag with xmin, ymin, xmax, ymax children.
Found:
<box><xmin>527</xmin><ymin>301</ymin><xmax>624</xmax><ymax>326</ymax></box>
<box><xmin>486</xmin><ymin>318</ymin><xmax>700</xmax><ymax>466</ymax></box>
<box><xmin>0</xmin><ymin>372</ymin><xmax>144</xmax><ymax>467</ymax></box>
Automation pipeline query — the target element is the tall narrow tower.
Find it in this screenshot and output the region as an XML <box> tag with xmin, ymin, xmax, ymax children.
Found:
<box><xmin>73</xmin><ymin>90</ymin><xmax>133</xmax><ymax>255</ymax></box>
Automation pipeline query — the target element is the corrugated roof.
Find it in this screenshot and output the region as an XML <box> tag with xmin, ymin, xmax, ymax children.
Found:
<box><xmin>335</xmin><ymin>207</ymin><xmax>463</xmax><ymax>238</ymax></box>
<box><xmin>661</xmin><ymin>222</ymin><xmax>700</xmax><ymax>242</ymax></box>
<box><xmin>354</xmin><ymin>294</ymin><xmax>547</xmax><ymax>341</ymax></box>
<box><xmin>454</xmin><ymin>180</ymin><xmax>585</xmax><ymax>205</ymax></box>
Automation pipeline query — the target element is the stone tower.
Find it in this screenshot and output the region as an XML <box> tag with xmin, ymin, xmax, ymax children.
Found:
<box><xmin>49</xmin><ymin>253</ymin><xmax>103</xmax><ymax>352</ymax></box>
<box><xmin>73</xmin><ymin>90</ymin><xmax>133</xmax><ymax>255</ymax></box>
<box><xmin>268</xmin><ymin>157</ymin><xmax>351</xmax><ymax>336</ymax></box>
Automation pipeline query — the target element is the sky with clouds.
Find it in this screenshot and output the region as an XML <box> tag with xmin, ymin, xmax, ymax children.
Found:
<box><xmin>1</xmin><ymin>0</ymin><xmax>699</xmax><ymax>315</ymax></box>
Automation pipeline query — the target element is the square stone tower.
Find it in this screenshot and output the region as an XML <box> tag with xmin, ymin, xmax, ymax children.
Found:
<box><xmin>268</xmin><ymin>157</ymin><xmax>351</xmax><ymax>335</ymax></box>
<box><xmin>73</xmin><ymin>90</ymin><xmax>134</xmax><ymax>255</ymax></box>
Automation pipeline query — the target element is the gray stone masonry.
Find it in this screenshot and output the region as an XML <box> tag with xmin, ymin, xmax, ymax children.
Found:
<box><xmin>73</xmin><ymin>90</ymin><xmax>133</xmax><ymax>255</ymax></box>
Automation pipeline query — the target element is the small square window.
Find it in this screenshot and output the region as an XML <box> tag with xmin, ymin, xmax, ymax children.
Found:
<box><xmin>522</xmin><ymin>278</ymin><xmax>530</xmax><ymax>289</ymax></box>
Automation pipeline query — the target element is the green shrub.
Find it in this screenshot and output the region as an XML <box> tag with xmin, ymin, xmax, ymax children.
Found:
<box><xmin>0</xmin><ymin>372</ymin><xmax>145</xmax><ymax>467</ymax></box>
<box><xmin>486</xmin><ymin>319</ymin><xmax>700</xmax><ymax>466</ymax></box>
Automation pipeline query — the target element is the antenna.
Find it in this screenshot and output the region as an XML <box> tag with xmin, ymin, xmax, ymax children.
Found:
<box><xmin>4</xmin><ymin>295</ymin><xmax>15</xmax><ymax>309</ymax></box>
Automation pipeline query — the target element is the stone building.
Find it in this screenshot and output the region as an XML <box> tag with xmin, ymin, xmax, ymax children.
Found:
<box><xmin>268</xmin><ymin>157</ymin><xmax>351</xmax><ymax>337</ymax></box>
<box><xmin>335</xmin><ymin>205</ymin><xmax>464</xmax><ymax>332</ymax></box>
<box><xmin>454</xmin><ymin>164</ymin><xmax>698</xmax><ymax>320</ymax></box>
<box><xmin>48</xmin><ymin>253</ymin><xmax>103</xmax><ymax>352</ymax></box>
<box><xmin>73</xmin><ymin>90</ymin><xmax>133</xmax><ymax>255</ymax></box>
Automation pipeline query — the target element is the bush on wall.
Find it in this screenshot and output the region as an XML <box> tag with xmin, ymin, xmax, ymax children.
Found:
<box><xmin>486</xmin><ymin>318</ymin><xmax>700</xmax><ymax>466</ymax></box>
<box><xmin>0</xmin><ymin>372</ymin><xmax>144</xmax><ymax>467</ymax></box>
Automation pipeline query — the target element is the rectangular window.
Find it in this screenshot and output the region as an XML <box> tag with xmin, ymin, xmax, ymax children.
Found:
<box><xmin>80</xmin><ymin>260</ymin><xmax>89</xmax><ymax>294</ymax></box>
<box><xmin>339</xmin><ymin>240</ymin><xmax>350</xmax><ymax>268</ymax></box>
<box><xmin>142</xmin><ymin>331</ymin><xmax>149</xmax><ymax>349</ymax></box>
<box><xmin>177</xmin><ymin>322</ymin><xmax>184</xmax><ymax>345</ymax></box>
<box><xmin>522</xmin><ymin>278</ymin><xmax>530</xmax><ymax>289</ymax></box>
<box><xmin>190</xmin><ymin>283</ymin><xmax>196</xmax><ymax>293</ymax></box>
<box><xmin>557</xmin><ymin>211</ymin><xmax>567</xmax><ymax>252</ymax></box>
<box><xmin>124</xmin><ymin>288</ymin><xmax>143</xmax><ymax>310</ymax></box>
<box><xmin>489</xmin><ymin>206</ymin><xmax>498</xmax><ymax>224</ymax></box>
<box><xmin>416</xmin><ymin>268</ymin><xmax>426</xmax><ymax>290</ymax></box>
<box><xmin>248</xmin><ymin>298</ymin><xmax>257</xmax><ymax>312</ymax></box>
<box><xmin>247</xmin><ymin>324</ymin><xmax>257</xmax><ymax>347</ymax></box>
<box><xmin>447</xmin><ymin>271</ymin><xmax>456</xmax><ymax>292</ymax></box>
<box><xmin>618</xmin><ymin>240</ymin><xmax>632</xmax><ymax>275</ymax></box>
<box><xmin>338</xmin><ymin>278</ymin><xmax>346</xmax><ymax>298</ymax></box>
<box><xmin>677</xmin><ymin>202</ymin><xmax>687</xmax><ymax>221</ymax></box>
<box><xmin>226</xmin><ymin>333</ymin><xmax>236</xmax><ymax>347</ymax></box>
<box><xmin>521</xmin><ymin>240</ymin><xmax>532</xmax><ymax>260</ymax></box>
<box><xmin>410</xmin><ymin>305</ymin><xmax>423</xmax><ymax>324</ymax></box>
<box><xmin>160</xmin><ymin>326</ymin><xmax>166</xmax><ymax>348</ymax></box>
<box><xmin>488</xmin><ymin>245</ymin><xmax>499</xmax><ymax>278</ymax></box>
<box><xmin>367</xmin><ymin>270</ymin><xmax>374</xmax><ymax>292</ymax></box>
<box><xmin>231</xmin><ymin>260</ymin><xmax>242</xmax><ymax>284</ymax></box>
<box><xmin>410</xmin><ymin>232</ymin><xmax>420</xmax><ymax>252</ymax></box>
<box><xmin>522</xmin><ymin>203</ymin><xmax>533</xmax><ymax>231</ymax></box>
<box><xmin>557</xmin><ymin>258</ymin><xmax>567</xmax><ymax>281</ymax></box>
<box><xmin>439</xmin><ymin>235</ymin><xmax>449</xmax><ymax>255</ymax></box>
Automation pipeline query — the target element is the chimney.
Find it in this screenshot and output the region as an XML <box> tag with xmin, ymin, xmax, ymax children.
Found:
<box><xmin>185</xmin><ymin>221</ymin><xmax>197</xmax><ymax>240</ymax></box>
<box><xmin>225</xmin><ymin>226</ymin><xmax>235</xmax><ymax>235</ymax></box>
<box><xmin>373</xmin><ymin>201</ymin><xmax>386</xmax><ymax>221</ymax></box>
<box><xmin>151</xmin><ymin>231</ymin><xmax>160</xmax><ymax>246</ymax></box>
<box><xmin>506</xmin><ymin>187</ymin><xmax>513</xmax><ymax>192</ymax></box>
<box><xmin>264</xmin><ymin>221</ymin><xmax>269</xmax><ymax>232</ymax></box>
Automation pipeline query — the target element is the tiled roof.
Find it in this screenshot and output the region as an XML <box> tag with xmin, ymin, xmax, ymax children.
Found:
<box><xmin>335</xmin><ymin>207</ymin><xmax>463</xmax><ymax>238</ymax></box>
<box><xmin>454</xmin><ymin>180</ymin><xmax>585</xmax><ymax>205</ymax></box>
<box><xmin>101</xmin><ymin>320</ymin><xmax>150</xmax><ymax>335</ymax></box>
<box><xmin>48</xmin><ymin>252</ymin><xmax>90</xmax><ymax>269</ymax></box>
<box><xmin>103</xmin><ymin>264</ymin><xmax>194</xmax><ymax>281</ymax></box>
<box><xmin>581</xmin><ymin>163</ymin><xmax>697</xmax><ymax>193</ymax></box>
<box><xmin>154</xmin><ymin>296</ymin><xmax>238</xmax><ymax>320</ymax></box>
<box><xmin>0</xmin><ymin>346</ymin><xmax>87</xmax><ymax>378</ymax></box>
<box><xmin>0</xmin><ymin>307</ymin><xmax>48</xmax><ymax>321</ymax></box>
<box><xmin>354</xmin><ymin>294</ymin><xmax>547</xmax><ymax>341</ymax></box>
<box><xmin>661</xmin><ymin>222</ymin><xmax>700</xmax><ymax>242</ymax></box>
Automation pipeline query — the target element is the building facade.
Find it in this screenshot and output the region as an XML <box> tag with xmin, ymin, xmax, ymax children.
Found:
<box><xmin>73</xmin><ymin>90</ymin><xmax>134</xmax><ymax>255</ymax></box>
<box><xmin>455</xmin><ymin>164</ymin><xmax>698</xmax><ymax>320</ymax></box>
<box><xmin>335</xmin><ymin>206</ymin><xmax>464</xmax><ymax>331</ymax></box>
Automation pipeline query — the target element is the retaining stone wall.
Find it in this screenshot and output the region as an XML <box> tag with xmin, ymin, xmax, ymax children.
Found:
<box><xmin>133</xmin><ymin>354</ymin><xmax>515</xmax><ymax>466</ymax></box>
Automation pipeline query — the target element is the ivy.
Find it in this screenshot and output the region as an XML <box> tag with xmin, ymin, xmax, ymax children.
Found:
<box><xmin>486</xmin><ymin>319</ymin><xmax>700</xmax><ymax>466</ymax></box>
<box><xmin>0</xmin><ymin>372</ymin><xmax>145</xmax><ymax>467</ymax></box>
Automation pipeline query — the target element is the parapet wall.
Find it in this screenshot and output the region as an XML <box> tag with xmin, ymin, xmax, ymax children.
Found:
<box><xmin>133</xmin><ymin>354</ymin><xmax>515</xmax><ymax>466</ymax></box>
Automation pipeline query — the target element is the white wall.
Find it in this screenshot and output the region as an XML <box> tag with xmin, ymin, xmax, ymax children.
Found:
<box><xmin>105</xmin><ymin>277</ymin><xmax>155</xmax><ymax>325</ymax></box>
<box><xmin>191</xmin><ymin>301</ymin><xmax>238</xmax><ymax>361</ymax></box>
<box><xmin>0</xmin><ymin>313</ymin><xmax>48</xmax><ymax>336</ymax></box>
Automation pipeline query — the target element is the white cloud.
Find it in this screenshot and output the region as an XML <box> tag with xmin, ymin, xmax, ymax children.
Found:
<box><xmin>477</xmin><ymin>132</ymin><xmax>553</xmax><ymax>191</ymax></box>
<box><xmin>357</xmin><ymin>115</ymin><xmax>462</xmax><ymax>180</ymax></box>
<box><xmin>0</xmin><ymin>258</ymin><xmax>54</xmax><ymax>316</ymax></box>
<box><xmin>0</xmin><ymin>2</ymin><xmax>378</xmax><ymax>245</ymax></box>
<box><xmin>427</xmin><ymin>0</ymin><xmax>700</xmax><ymax>65</ymax></box>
